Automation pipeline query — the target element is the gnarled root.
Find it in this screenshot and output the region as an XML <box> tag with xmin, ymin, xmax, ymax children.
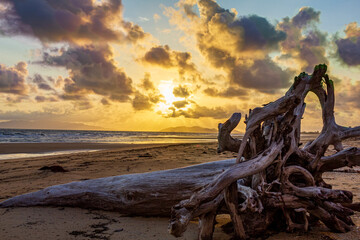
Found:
<box><xmin>170</xmin><ymin>64</ymin><xmax>360</xmax><ymax>239</ymax></box>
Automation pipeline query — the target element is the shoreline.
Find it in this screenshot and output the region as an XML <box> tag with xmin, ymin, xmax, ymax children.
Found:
<box><xmin>0</xmin><ymin>142</ymin><xmax>202</xmax><ymax>160</ymax></box>
<box><xmin>0</xmin><ymin>142</ymin><xmax>179</xmax><ymax>154</ymax></box>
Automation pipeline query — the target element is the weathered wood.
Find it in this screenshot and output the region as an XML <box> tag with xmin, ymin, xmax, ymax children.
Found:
<box><xmin>319</xmin><ymin>147</ymin><xmax>360</xmax><ymax>172</ymax></box>
<box><xmin>169</xmin><ymin>140</ymin><xmax>283</xmax><ymax>237</ymax></box>
<box><xmin>224</xmin><ymin>183</ymin><xmax>246</xmax><ymax>239</ymax></box>
<box><xmin>198</xmin><ymin>211</ymin><xmax>217</xmax><ymax>240</ymax></box>
<box><xmin>0</xmin><ymin>159</ymin><xmax>235</xmax><ymax>216</ymax></box>
<box><xmin>217</xmin><ymin>113</ymin><xmax>242</xmax><ymax>153</ymax></box>
<box><xmin>170</xmin><ymin>64</ymin><xmax>360</xmax><ymax>239</ymax></box>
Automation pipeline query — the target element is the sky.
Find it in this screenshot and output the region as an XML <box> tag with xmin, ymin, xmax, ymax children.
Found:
<box><xmin>0</xmin><ymin>0</ymin><xmax>359</xmax><ymax>132</ymax></box>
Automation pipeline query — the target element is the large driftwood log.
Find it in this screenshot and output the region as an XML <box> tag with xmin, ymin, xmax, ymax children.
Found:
<box><xmin>0</xmin><ymin>159</ymin><xmax>236</xmax><ymax>216</ymax></box>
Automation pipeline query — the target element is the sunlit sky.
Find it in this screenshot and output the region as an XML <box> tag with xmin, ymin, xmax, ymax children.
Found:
<box><xmin>0</xmin><ymin>0</ymin><xmax>359</xmax><ymax>132</ymax></box>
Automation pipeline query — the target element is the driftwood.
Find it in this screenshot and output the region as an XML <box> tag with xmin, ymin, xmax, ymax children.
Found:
<box><xmin>0</xmin><ymin>159</ymin><xmax>236</xmax><ymax>216</ymax></box>
<box><xmin>169</xmin><ymin>64</ymin><xmax>360</xmax><ymax>239</ymax></box>
<box><xmin>1</xmin><ymin>64</ymin><xmax>360</xmax><ymax>239</ymax></box>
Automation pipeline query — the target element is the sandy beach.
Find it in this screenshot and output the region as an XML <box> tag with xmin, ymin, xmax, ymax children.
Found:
<box><xmin>0</xmin><ymin>140</ymin><xmax>359</xmax><ymax>240</ymax></box>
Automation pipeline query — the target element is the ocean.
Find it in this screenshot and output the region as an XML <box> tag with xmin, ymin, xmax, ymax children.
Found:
<box><xmin>0</xmin><ymin>128</ymin><xmax>233</xmax><ymax>160</ymax></box>
<box><xmin>0</xmin><ymin>128</ymin><xmax>228</xmax><ymax>144</ymax></box>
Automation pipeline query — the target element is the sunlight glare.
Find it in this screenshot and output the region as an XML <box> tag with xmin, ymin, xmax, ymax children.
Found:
<box><xmin>156</xmin><ymin>80</ymin><xmax>185</xmax><ymax>114</ymax></box>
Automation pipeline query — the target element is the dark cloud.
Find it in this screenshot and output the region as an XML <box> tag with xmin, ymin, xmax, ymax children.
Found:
<box><xmin>165</xmin><ymin>0</ymin><xmax>291</xmax><ymax>93</ymax></box>
<box><xmin>292</xmin><ymin>7</ymin><xmax>320</xmax><ymax>28</ymax></box>
<box><xmin>183</xmin><ymin>4</ymin><xmax>198</xmax><ymax>18</ymax></box>
<box><xmin>198</xmin><ymin>46</ymin><xmax>236</xmax><ymax>69</ymax></box>
<box><xmin>142</xmin><ymin>45</ymin><xmax>196</xmax><ymax>75</ymax></box>
<box><xmin>35</xmin><ymin>95</ymin><xmax>58</xmax><ymax>102</ymax></box>
<box><xmin>198</xmin><ymin>0</ymin><xmax>286</xmax><ymax>53</ymax></box>
<box><xmin>42</xmin><ymin>44</ymin><xmax>133</xmax><ymax>101</ymax></box>
<box><xmin>131</xmin><ymin>72</ymin><xmax>163</xmax><ymax>111</ymax></box>
<box><xmin>336</xmin><ymin>38</ymin><xmax>360</xmax><ymax>66</ymax></box>
<box><xmin>173</xmin><ymin>100</ymin><xmax>189</xmax><ymax>108</ymax></box>
<box><xmin>335</xmin><ymin>22</ymin><xmax>360</xmax><ymax>66</ymax></box>
<box><xmin>230</xmin><ymin>58</ymin><xmax>292</xmax><ymax>93</ymax></box>
<box><xmin>141</xmin><ymin>73</ymin><xmax>155</xmax><ymax>91</ymax></box>
<box><xmin>337</xmin><ymin>81</ymin><xmax>360</xmax><ymax>109</ymax></box>
<box><xmin>0</xmin><ymin>62</ymin><xmax>28</xmax><ymax>95</ymax></box>
<box><xmin>236</xmin><ymin>15</ymin><xmax>286</xmax><ymax>51</ymax></box>
<box><xmin>101</xmin><ymin>98</ymin><xmax>110</xmax><ymax>105</ymax></box>
<box><xmin>143</xmin><ymin>45</ymin><xmax>172</xmax><ymax>67</ymax></box>
<box><xmin>123</xmin><ymin>20</ymin><xmax>147</xmax><ymax>43</ymax></box>
<box><xmin>165</xmin><ymin>103</ymin><xmax>232</xmax><ymax>119</ymax></box>
<box><xmin>0</xmin><ymin>0</ymin><xmax>146</xmax><ymax>44</ymax></box>
<box><xmin>173</xmin><ymin>85</ymin><xmax>191</xmax><ymax>98</ymax></box>
<box><xmin>198</xmin><ymin>0</ymin><xmax>230</xmax><ymax>22</ymax></box>
<box><xmin>203</xmin><ymin>86</ymin><xmax>248</xmax><ymax>98</ymax></box>
<box><xmin>5</xmin><ymin>95</ymin><xmax>28</xmax><ymax>104</ymax></box>
<box><xmin>131</xmin><ymin>91</ymin><xmax>162</xmax><ymax>111</ymax></box>
<box><xmin>74</xmin><ymin>100</ymin><xmax>93</xmax><ymax>110</ymax></box>
<box><xmin>278</xmin><ymin>7</ymin><xmax>328</xmax><ymax>72</ymax></box>
<box><xmin>132</xmin><ymin>93</ymin><xmax>153</xmax><ymax>110</ymax></box>
<box><xmin>32</xmin><ymin>74</ymin><xmax>54</xmax><ymax>91</ymax></box>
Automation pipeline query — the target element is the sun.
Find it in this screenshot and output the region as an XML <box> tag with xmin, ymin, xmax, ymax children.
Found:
<box><xmin>156</xmin><ymin>80</ymin><xmax>184</xmax><ymax>113</ymax></box>
<box><xmin>158</xmin><ymin>80</ymin><xmax>178</xmax><ymax>104</ymax></box>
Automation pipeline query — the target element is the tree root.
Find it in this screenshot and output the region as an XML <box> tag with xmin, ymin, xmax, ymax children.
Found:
<box><xmin>171</xmin><ymin>64</ymin><xmax>360</xmax><ymax>239</ymax></box>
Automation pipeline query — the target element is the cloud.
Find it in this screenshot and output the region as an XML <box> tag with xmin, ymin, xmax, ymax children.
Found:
<box><xmin>165</xmin><ymin>0</ymin><xmax>291</xmax><ymax>93</ymax></box>
<box><xmin>0</xmin><ymin>0</ymin><xmax>147</xmax><ymax>44</ymax></box>
<box><xmin>0</xmin><ymin>62</ymin><xmax>28</xmax><ymax>95</ymax></box>
<box><xmin>230</xmin><ymin>57</ymin><xmax>292</xmax><ymax>92</ymax></box>
<box><xmin>42</xmin><ymin>44</ymin><xmax>134</xmax><ymax>102</ymax></box>
<box><xmin>74</xmin><ymin>100</ymin><xmax>93</xmax><ymax>110</ymax></box>
<box><xmin>0</xmin><ymin>110</ymin><xmax>101</xmax><ymax>130</ymax></box>
<box><xmin>131</xmin><ymin>92</ymin><xmax>154</xmax><ymax>110</ymax></box>
<box><xmin>203</xmin><ymin>86</ymin><xmax>247</xmax><ymax>98</ymax></box>
<box><xmin>173</xmin><ymin>84</ymin><xmax>191</xmax><ymax>98</ymax></box>
<box><xmin>335</xmin><ymin>22</ymin><xmax>360</xmax><ymax>66</ymax></box>
<box><xmin>31</xmin><ymin>74</ymin><xmax>54</xmax><ymax>91</ymax></box>
<box><xmin>122</xmin><ymin>21</ymin><xmax>148</xmax><ymax>43</ymax></box>
<box><xmin>183</xmin><ymin>3</ymin><xmax>198</xmax><ymax>18</ymax></box>
<box><xmin>35</xmin><ymin>95</ymin><xmax>58</xmax><ymax>102</ymax></box>
<box><xmin>278</xmin><ymin>7</ymin><xmax>328</xmax><ymax>72</ymax></box>
<box><xmin>337</xmin><ymin>80</ymin><xmax>360</xmax><ymax>109</ymax></box>
<box><xmin>165</xmin><ymin>103</ymin><xmax>233</xmax><ymax>119</ymax></box>
<box><xmin>141</xmin><ymin>73</ymin><xmax>155</xmax><ymax>91</ymax></box>
<box><xmin>197</xmin><ymin>0</ymin><xmax>286</xmax><ymax>55</ymax></box>
<box><xmin>132</xmin><ymin>73</ymin><xmax>162</xmax><ymax>111</ymax></box>
<box><xmin>131</xmin><ymin>91</ymin><xmax>162</xmax><ymax>111</ymax></box>
<box><xmin>138</xmin><ymin>17</ymin><xmax>149</xmax><ymax>22</ymax></box>
<box><xmin>173</xmin><ymin>100</ymin><xmax>189</xmax><ymax>108</ymax></box>
<box><xmin>101</xmin><ymin>98</ymin><xmax>110</xmax><ymax>105</ymax></box>
<box><xmin>292</xmin><ymin>7</ymin><xmax>320</xmax><ymax>28</ymax></box>
<box><xmin>5</xmin><ymin>95</ymin><xmax>28</xmax><ymax>104</ymax></box>
<box><xmin>142</xmin><ymin>45</ymin><xmax>196</xmax><ymax>75</ymax></box>
<box><xmin>153</xmin><ymin>13</ymin><xmax>161</xmax><ymax>22</ymax></box>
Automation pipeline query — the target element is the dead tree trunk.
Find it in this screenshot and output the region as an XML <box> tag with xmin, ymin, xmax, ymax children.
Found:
<box><xmin>0</xmin><ymin>159</ymin><xmax>236</xmax><ymax>216</ymax></box>
<box><xmin>169</xmin><ymin>64</ymin><xmax>360</xmax><ymax>239</ymax></box>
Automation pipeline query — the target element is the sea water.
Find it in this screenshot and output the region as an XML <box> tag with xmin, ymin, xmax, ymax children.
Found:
<box><xmin>0</xmin><ymin>128</ymin><xmax>225</xmax><ymax>144</ymax></box>
<box><xmin>0</xmin><ymin>129</ymin><xmax>234</xmax><ymax>160</ymax></box>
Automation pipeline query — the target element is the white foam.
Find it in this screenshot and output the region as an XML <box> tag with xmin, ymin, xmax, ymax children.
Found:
<box><xmin>0</xmin><ymin>149</ymin><xmax>100</xmax><ymax>161</ymax></box>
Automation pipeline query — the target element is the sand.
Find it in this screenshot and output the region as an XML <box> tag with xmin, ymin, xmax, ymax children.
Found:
<box><xmin>0</xmin><ymin>140</ymin><xmax>359</xmax><ymax>240</ymax></box>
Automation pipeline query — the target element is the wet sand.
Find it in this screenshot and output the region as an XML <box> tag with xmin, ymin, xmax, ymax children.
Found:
<box><xmin>0</xmin><ymin>142</ymin><xmax>168</xmax><ymax>154</ymax></box>
<box><xmin>0</xmin><ymin>140</ymin><xmax>359</xmax><ymax>240</ymax></box>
